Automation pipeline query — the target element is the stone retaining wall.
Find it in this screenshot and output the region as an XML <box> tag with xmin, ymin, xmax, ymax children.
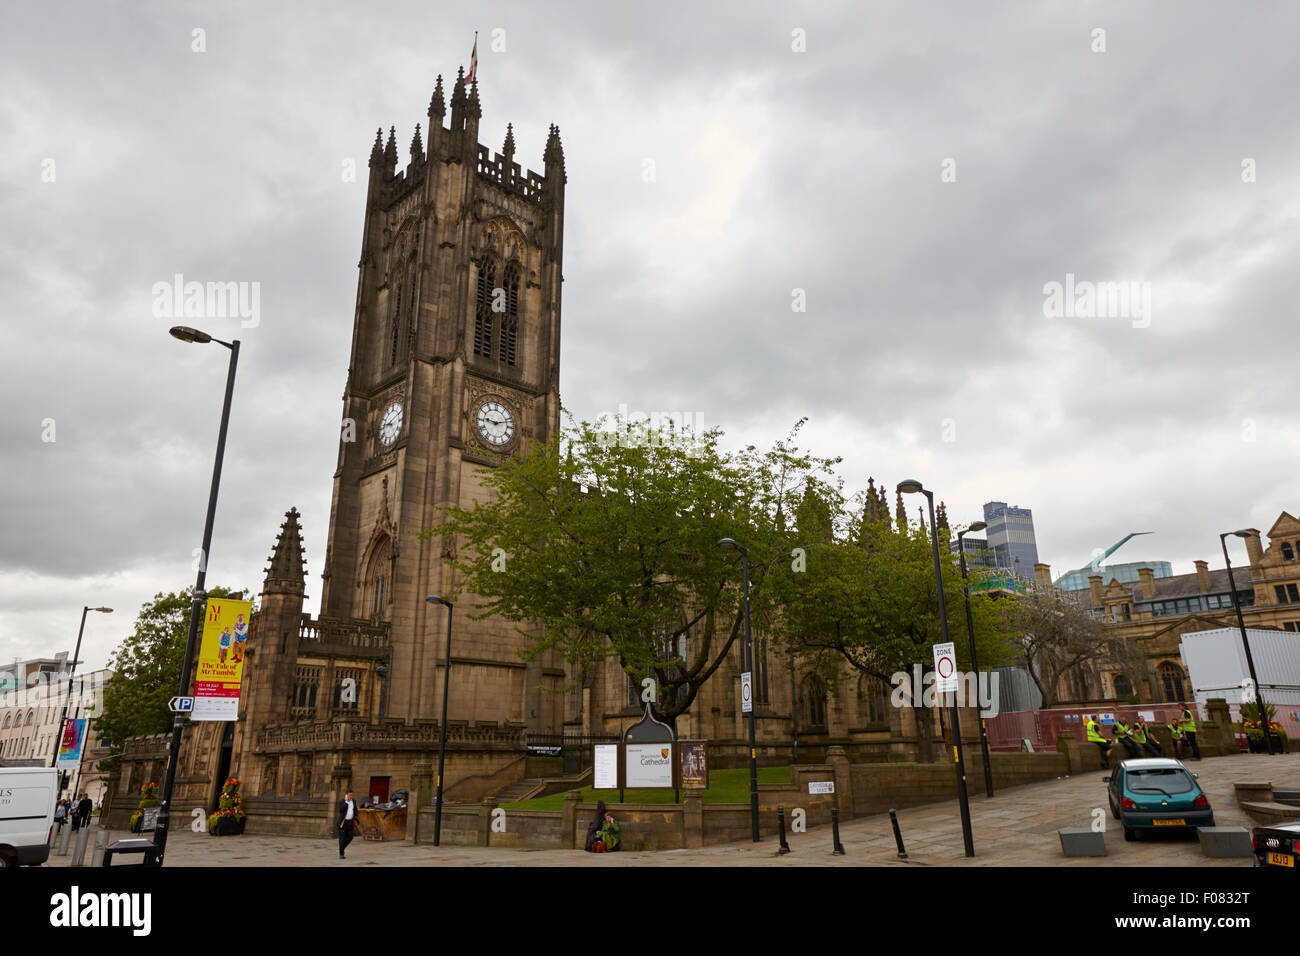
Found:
<box><xmin>412</xmin><ymin>749</ymin><xmax>1073</xmax><ymax>850</ymax></box>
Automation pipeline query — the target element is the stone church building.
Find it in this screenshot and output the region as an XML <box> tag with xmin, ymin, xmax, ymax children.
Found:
<box><xmin>108</xmin><ymin>70</ymin><xmax>952</xmax><ymax>836</ymax></box>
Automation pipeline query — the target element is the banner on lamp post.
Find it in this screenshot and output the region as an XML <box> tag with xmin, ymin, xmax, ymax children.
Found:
<box><xmin>192</xmin><ymin>598</ymin><xmax>252</xmax><ymax>721</ymax></box>
<box><xmin>56</xmin><ymin>718</ymin><xmax>86</xmax><ymax>766</ymax></box>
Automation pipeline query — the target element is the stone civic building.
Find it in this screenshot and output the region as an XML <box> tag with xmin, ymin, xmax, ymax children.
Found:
<box><xmin>1030</xmin><ymin>511</ymin><xmax>1300</xmax><ymax>706</ymax></box>
<box><xmin>109</xmin><ymin>72</ymin><xmax>959</xmax><ymax>836</ymax></box>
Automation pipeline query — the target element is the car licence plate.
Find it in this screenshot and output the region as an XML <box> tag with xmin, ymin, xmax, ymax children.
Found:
<box><xmin>1267</xmin><ymin>851</ymin><xmax>1294</xmax><ymax>868</ymax></box>
<box><xmin>1153</xmin><ymin>818</ymin><xmax>1185</xmax><ymax>826</ymax></box>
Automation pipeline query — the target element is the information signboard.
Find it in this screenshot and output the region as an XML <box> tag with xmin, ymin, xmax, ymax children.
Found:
<box><xmin>593</xmin><ymin>743</ymin><xmax>620</xmax><ymax>790</ymax></box>
<box><xmin>679</xmin><ymin>740</ymin><xmax>708</xmax><ymax>789</ymax></box>
<box><xmin>625</xmin><ymin>742</ymin><xmax>674</xmax><ymax>788</ymax></box>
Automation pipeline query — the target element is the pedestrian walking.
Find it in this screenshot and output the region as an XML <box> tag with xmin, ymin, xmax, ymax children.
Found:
<box><xmin>337</xmin><ymin>788</ymin><xmax>359</xmax><ymax>859</ymax></box>
<box><xmin>1179</xmin><ymin>703</ymin><xmax>1202</xmax><ymax>760</ymax></box>
<box><xmin>53</xmin><ymin>799</ymin><xmax>68</xmax><ymax>839</ymax></box>
<box><xmin>76</xmin><ymin>792</ymin><xmax>93</xmax><ymax>829</ymax></box>
<box><xmin>1133</xmin><ymin>718</ymin><xmax>1162</xmax><ymax>758</ymax></box>
<box><xmin>1086</xmin><ymin>716</ymin><xmax>1112</xmax><ymax>769</ymax></box>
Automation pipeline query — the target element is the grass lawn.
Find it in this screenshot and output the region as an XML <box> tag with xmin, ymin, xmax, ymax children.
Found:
<box><xmin>501</xmin><ymin>765</ymin><xmax>793</xmax><ymax>812</ymax></box>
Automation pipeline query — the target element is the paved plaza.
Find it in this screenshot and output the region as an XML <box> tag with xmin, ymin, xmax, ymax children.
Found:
<box><xmin>49</xmin><ymin>752</ymin><xmax>1299</xmax><ymax>867</ymax></box>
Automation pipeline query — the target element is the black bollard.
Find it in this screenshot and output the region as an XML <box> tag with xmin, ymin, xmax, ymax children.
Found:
<box><xmin>777</xmin><ymin>805</ymin><xmax>791</xmax><ymax>854</ymax></box>
<box><xmin>831</xmin><ymin>807</ymin><xmax>846</xmax><ymax>855</ymax></box>
<box><xmin>889</xmin><ymin>808</ymin><xmax>908</xmax><ymax>859</ymax></box>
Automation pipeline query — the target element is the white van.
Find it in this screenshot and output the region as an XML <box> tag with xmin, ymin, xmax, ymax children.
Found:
<box><xmin>0</xmin><ymin>767</ymin><xmax>58</xmax><ymax>866</ymax></box>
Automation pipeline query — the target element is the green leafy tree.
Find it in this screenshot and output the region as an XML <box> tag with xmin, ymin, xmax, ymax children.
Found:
<box><xmin>773</xmin><ymin>491</ymin><xmax>1016</xmax><ymax>759</ymax></box>
<box><xmin>428</xmin><ymin>414</ymin><xmax>836</xmax><ymax>731</ymax></box>
<box><xmin>1009</xmin><ymin>584</ymin><xmax>1141</xmax><ymax>708</ymax></box>
<box><xmin>96</xmin><ymin>586</ymin><xmax>246</xmax><ymax>770</ymax></box>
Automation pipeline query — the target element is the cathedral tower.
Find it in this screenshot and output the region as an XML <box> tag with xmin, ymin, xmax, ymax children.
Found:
<box><xmin>319</xmin><ymin>70</ymin><xmax>567</xmax><ymax>732</ymax></box>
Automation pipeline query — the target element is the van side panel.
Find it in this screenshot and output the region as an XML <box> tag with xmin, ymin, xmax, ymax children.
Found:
<box><xmin>0</xmin><ymin>768</ymin><xmax>58</xmax><ymax>866</ymax></box>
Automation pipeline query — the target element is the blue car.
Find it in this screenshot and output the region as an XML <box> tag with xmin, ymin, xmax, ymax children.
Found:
<box><xmin>1105</xmin><ymin>757</ymin><xmax>1215</xmax><ymax>841</ymax></box>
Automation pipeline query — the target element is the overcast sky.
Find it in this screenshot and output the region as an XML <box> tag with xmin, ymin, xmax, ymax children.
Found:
<box><xmin>3</xmin><ymin>1</ymin><xmax>1298</xmax><ymax>672</ymax></box>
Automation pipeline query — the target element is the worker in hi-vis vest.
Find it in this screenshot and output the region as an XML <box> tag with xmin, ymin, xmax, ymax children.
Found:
<box><xmin>1167</xmin><ymin>720</ymin><xmax>1185</xmax><ymax>758</ymax></box>
<box><xmin>1086</xmin><ymin>716</ymin><xmax>1112</xmax><ymax>769</ymax></box>
<box><xmin>1132</xmin><ymin>717</ymin><xmax>1162</xmax><ymax>758</ymax></box>
<box><xmin>1179</xmin><ymin>703</ymin><xmax>1202</xmax><ymax>760</ymax></box>
<box><xmin>1112</xmin><ymin>717</ymin><xmax>1141</xmax><ymax>758</ymax></box>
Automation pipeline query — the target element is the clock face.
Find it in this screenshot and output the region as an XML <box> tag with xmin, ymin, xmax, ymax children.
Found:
<box><xmin>476</xmin><ymin>401</ymin><xmax>515</xmax><ymax>447</ymax></box>
<box><xmin>379</xmin><ymin>402</ymin><xmax>403</xmax><ymax>446</ymax></box>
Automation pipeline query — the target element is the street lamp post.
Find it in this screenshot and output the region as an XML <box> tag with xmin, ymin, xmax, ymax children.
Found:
<box><xmin>156</xmin><ymin>326</ymin><xmax>240</xmax><ymax>864</ymax></box>
<box><xmin>426</xmin><ymin>595</ymin><xmax>455</xmax><ymax>845</ymax></box>
<box><xmin>898</xmin><ymin>480</ymin><xmax>975</xmax><ymax>857</ymax></box>
<box><xmin>1220</xmin><ymin>530</ymin><xmax>1275</xmax><ymax>755</ymax></box>
<box><xmin>956</xmin><ymin>522</ymin><xmax>995</xmax><ymax>799</ymax></box>
<box><xmin>717</xmin><ymin>538</ymin><xmax>760</xmax><ymax>843</ymax></box>
<box><xmin>51</xmin><ymin>606</ymin><xmax>112</xmax><ymax>799</ymax></box>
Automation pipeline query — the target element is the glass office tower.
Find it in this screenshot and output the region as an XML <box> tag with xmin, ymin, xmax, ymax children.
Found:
<box><xmin>983</xmin><ymin>501</ymin><xmax>1039</xmax><ymax>581</ymax></box>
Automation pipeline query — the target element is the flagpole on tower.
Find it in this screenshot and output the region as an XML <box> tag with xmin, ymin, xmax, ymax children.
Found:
<box><xmin>468</xmin><ymin>31</ymin><xmax>478</xmax><ymax>83</ymax></box>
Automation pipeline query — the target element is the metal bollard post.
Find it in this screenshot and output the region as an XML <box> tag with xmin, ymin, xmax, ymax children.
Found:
<box><xmin>91</xmin><ymin>830</ymin><xmax>110</xmax><ymax>868</ymax></box>
<box><xmin>889</xmin><ymin>808</ymin><xmax>908</xmax><ymax>859</ymax></box>
<box><xmin>71</xmin><ymin>825</ymin><xmax>92</xmax><ymax>866</ymax></box>
<box><xmin>57</xmin><ymin>823</ymin><xmax>72</xmax><ymax>856</ymax></box>
<box><xmin>831</xmin><ymin>807</ymin><xmax>846</xmax><ymax>855</ymax></box>
<box><xmin>777</xmin><ymin>805</ymin><xmax>790</xmax><ymax>854</ymax></box>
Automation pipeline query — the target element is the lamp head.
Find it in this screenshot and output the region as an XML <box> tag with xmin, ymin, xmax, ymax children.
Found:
<box><xmin>968</xmin><ymin>521</ymin><xmax>987</xmax><ymax>534</ymax></box>
<box><xmin>716</xmin><ymin>538</ymin><xmax>740</xmax><ymax>551</ymax></box>
<box><xmin>1231</xmin><ymin>529</ymin><xmax>1253</xmax><ymax>538</ymax></box>
<box><xmin>169</xmin><ymin>326</ymin><xmax>212</xmax><ymax>344</ymax></box>
<box><xmin>426</xmin><ymin>594</ymin><xmax>451</xmax><ymax>608</ymax></box>
<box><xmin>92</xmin><ymin>607</ymin><xmax>113</xmax><ymax>614</ymax></box>
<box><xmin>896</xmin><ymin>479</ymin><xmax>923</xmax><ymax>495</ymax></box>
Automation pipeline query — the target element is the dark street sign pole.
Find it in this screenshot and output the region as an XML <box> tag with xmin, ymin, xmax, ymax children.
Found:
<box><xmin>156</xmin><ymin>329</ymin><xmax>239</xmax><ymax>864</ymax></box>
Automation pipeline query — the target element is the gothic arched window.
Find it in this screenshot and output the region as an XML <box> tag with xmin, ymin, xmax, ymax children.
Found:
<box><xmin>858</xmin><ymin>675</ymin><xmax>889</xmax><ymax>724</ymax></box>
<box><xmin>799</xmin><ymin>675</ymin><xmax>827</xmax><ymax>730</ymax></box>
<box><xmin>1113</xmin><ymin>674</ymin><xmax>1133</xmax><ymax>700</ymax></box>
<box><xmin>499</xmin><ymin>263</ymin><xmax>520</xmax><ymax>366</ymax></box>
<box><xmin>363</xmin><ymin>536</ymin><xmax>392</xmax><ymax>621</ymax></box>
<box><xmin>389</xmin><ymin>280</ymin><xmax>403</xmax><ymax>368</ymax></box>
<box><xmin>474</xmin><ymin>258</ymin><xmax>496</xmax><ymax>358</ymax></box>
<box><xmin>1158</xmin><ymin>662</ymin><xmax>1185</xmax><ymax>703</ymax></box>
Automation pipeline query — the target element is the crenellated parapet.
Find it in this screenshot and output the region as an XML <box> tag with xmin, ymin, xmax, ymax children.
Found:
<box><xmin>476</xmin><ymin>144</ymin><xmax>546</xmax><ymax>201</ymax></box>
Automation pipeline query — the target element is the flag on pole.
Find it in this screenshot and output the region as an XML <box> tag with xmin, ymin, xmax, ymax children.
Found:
<box><xmin>468</xmin><ymin>32</ymin><xmax>478</xmax><ymax>82</ymax></box>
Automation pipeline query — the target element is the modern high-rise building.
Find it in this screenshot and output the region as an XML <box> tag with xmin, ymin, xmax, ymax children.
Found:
<box><xmin>983</xmin><ymin>501</ymin><xmax>1039</xmax><ymax>581</ymax></box>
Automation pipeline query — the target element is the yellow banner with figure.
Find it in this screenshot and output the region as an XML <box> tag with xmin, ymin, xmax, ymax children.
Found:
<box><xmin>192</xmin><ymin>597</ymin><xmax>252</xmax><ymax>721</ymax></box>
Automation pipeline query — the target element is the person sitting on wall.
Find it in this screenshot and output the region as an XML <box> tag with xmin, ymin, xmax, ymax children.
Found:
<box><xmin>1167</xmin><ymin>720</ymin><xmax>1185</xmax><ymax>758</ymax></box>
<box><xmin>1086</xmin><ymin>716</ymin><xmax>1112</xmax><ymax>769</ymax></box>
<box><xmin>1133</xmin><ymin>717</ymin><xmax>1162</xmax><ymax>758</ymax></box>
<box><xmin>584</xmin><ymin>800</ymin><xmax>607</xmax><ymax>852</ymax></box>
<box><xmin>599</xmin><ymin>810</ymin><xmax>621</xmax><ymax>852</ymax></box>
<box><xmin>1112</xmin><ymin>717</ymin><xmax>1141</xmax><ymax>758</ymax></box>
